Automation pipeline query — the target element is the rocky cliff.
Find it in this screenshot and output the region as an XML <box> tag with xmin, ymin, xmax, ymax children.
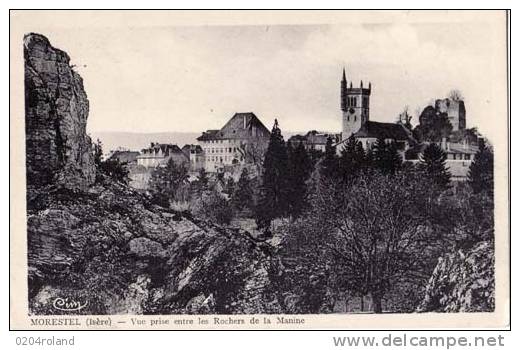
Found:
<box><xmin>417</xmin><ymin>241</ymin><xmax>495</xmax><ymax>312</ymax></box>
<box><xmin>24</xmin><ymin>33</ymin><xmax>95</xmax><ymax>190</ymax></box>
<box><xmin>25</xmin><ymin>34</ymin><xmax>280</xmax><ymax>315</ymax></box>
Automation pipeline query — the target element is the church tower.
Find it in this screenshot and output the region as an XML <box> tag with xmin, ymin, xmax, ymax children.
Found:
<box><xmin>341</xmin><ymin>68</ymin><xmax>371</xmax><ymax>140</ymax></box>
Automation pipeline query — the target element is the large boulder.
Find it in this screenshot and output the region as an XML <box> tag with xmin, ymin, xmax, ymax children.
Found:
<box><xmin>24</xmin><ymin>33</ymin><xmax>95</xmax><ymax>190</ymax></box>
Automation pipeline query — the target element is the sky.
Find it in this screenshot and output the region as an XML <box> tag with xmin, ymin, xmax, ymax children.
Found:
<box><xmin>12</xmin><ymin>11</ymin><xmax>508</xmax><ymax>141</ymax></box>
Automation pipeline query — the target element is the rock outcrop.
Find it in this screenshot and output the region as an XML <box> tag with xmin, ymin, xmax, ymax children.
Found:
<box><xmin>24</xmin><ymin>33</ymin><xmax>95</xmax><ymax>190</ymax></box>
<box><xmin>25</xmin><ymin>34</ymin><xmax>281</xmax><ymax>315</ymax></box>
<box><xmin>417</xmin><ymin>241</ymin><xmax>495</xmax><ymax>312</ymax></box>
<box><xmin>27</xmin><ymin>181</ymin><xmax>281</xmax><ymax>314</ymax></box>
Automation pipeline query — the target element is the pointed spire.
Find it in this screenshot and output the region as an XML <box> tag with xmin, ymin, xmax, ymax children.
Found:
<box><xmin>342</xmin><ymin>67</ymin><xmax>346</xmax><ymax>82</ymax></box>
<box><xmin>360</xmin><ymin>80</ymin><xmax>363</xmax><ymax>88</ymax></box>
<box><xmin>369</xmin><ymin>81</ymin><xmax>372</xmax><ymax>90</ymax></box>
<box><xmin>349</xmin><ymin>81</ymin><xmax>353</xmax><ymax>88</ymax></box>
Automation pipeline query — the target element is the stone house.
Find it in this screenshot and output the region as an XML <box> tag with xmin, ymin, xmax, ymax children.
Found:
<box><xmin>136</xmin><ymin>143</ymin><xmax>188</xmax><ymax>168</ymax></box>
<box><xmin>197</xmin><ymin>112</ymin><xmax>270</xmax><ymax>173</ymax></box>
<box><xmin>288</xmin><ymin>130</ymin><xmax>341</xmax><ymax>153</ymax></box>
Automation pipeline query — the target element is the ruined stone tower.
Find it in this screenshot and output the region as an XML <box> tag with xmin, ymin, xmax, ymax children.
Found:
<box><xmin>341</xmin><ymin>68</ymin><xmax>371</xmax><ymax>140</ymax></box>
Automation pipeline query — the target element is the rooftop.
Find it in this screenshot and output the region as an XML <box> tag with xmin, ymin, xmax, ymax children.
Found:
<box><xmin>138</xmin><ymin>143</ymin><xmax>185</xmax><ymax>157</ymax></box>
<box><xmin>354</xmin><ymin>121</ymin><xmax>413</xmax><ymax>141</ymax></box>
<box><xmin>197</xmin><ymin>112</ymin><xmax>270</xmax><ymax>141</ymax></box>
<box><xmin>108</xmin><ymin>150</ymin><xmax>140</xmax><ymax>163</ymax></box>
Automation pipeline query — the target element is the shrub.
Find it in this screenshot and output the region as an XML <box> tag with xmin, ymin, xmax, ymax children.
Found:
<box><xmin>193</xmin><ymin>189</ymin><xmax>233</xmax><ymax>225</ymax></box>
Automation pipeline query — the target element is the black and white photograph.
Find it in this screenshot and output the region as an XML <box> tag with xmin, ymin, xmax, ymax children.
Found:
<box><xmin>9</xmin><ymin>10</ymin><xmax>509</xmax><ymax>330</ymax></box>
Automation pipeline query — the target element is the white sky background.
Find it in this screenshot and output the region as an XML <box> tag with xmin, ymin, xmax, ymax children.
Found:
<box><xmin>14</xmin><ymin>11</ymin><xmax>507</xmax><ymax>141</ymax></box>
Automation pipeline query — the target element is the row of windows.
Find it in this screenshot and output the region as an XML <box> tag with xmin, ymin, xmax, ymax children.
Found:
<box><xmin>449</xmin><ymin>153</ymin><xmax>472</xmax><ymax>160</ymax></box>
<box><xmin>346</xmin><ymin>97</ymin><xmax>357</xmax><ymax>107</ymax></box>
<box><xmin>207</xmin><ymin>156</ymin><xmax>244</xmax><ymax>162</ymax></box>
<box><xmin>204</xmin><ymin>147</ymin><xmax>239</xmax><ymax>154</ymax></box>
<box><xmin>205</xmin><ymin>139</ymin><xmax>240</xmax><ymax>144</ymax></box>
<box><xmin>346</xmin><ymin>96</ymin><xmax>369</xmax><ymax>108</ymax></box>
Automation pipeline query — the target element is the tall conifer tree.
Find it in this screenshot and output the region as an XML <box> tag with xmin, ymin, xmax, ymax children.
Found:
<box><xmin>256</xmin><ymin>119</ymin><xmax>290</xmax><ymax>228</ymax></box>
<box><xmin>288</xmin><ymin>142</ymin><xmax>312</xmax><ymax>217</ymax></box>
<box><xmin>373</xmin><ymin>137</ymin><xmax>402</xmax><ymax>175</ymax></box>
<box><xmin>468</xmin><ymin>142</ymin><xmax>494</xmax><ymax>196</ymax></box>
<box><xmin>232</xmin><ymin>167</ymin><xmax>254</xmax><ymax>213</ymax></box>
<box><xmin>321</xmin><ymin>136</ymin><xmax>338</xmax><ymax>179</ymax></box>
<box><xmin>339</xmin><ymin>136</ymin><xmax>366</xmax><ymax>182</ymax></box>
<box><xmin>419</xmin><ymin>143</ymin><xmax>451</xmax><ymax>189</ymax></box>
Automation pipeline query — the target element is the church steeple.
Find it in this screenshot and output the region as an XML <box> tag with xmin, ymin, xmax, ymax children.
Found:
<box><xmin>341</xmin><ymin>68</ymin><xmax>372</xmax><ymax>141</ymax></box>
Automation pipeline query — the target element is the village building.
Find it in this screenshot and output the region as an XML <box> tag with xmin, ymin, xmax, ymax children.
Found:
<box><xmin>181</xmin><ymin>144</ymin><xmax>205</xmax><ymax>171</ymax></box>
<box><xmin>107</xmin><ymin>150</ymin><xmax>140</xmax><ymax>164</ymax></box>
<box><xmin>406</xmin><ymin>139</ymin><xmax>479</xmax><ymax>182</ymax></box>
<box><xmin>441</xmin><ymin>140</ymin><xmax>479</xmax><ymax>181</ymax></box>
<box><xmin>197</xmin><ymin>112</ymin><xmax>270</xmax><ymax>173</ymax></box>
<box><xmin>288</xmin><ymin>131</ymin><xmax>341</xmax><ymax>152</ymax></box>
<box><xmin>136</xmin><ymin>143</ymin><xmax>189</xmax><ymax>168</ymax></box>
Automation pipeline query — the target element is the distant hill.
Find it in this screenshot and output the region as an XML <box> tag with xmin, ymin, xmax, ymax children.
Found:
<box><xmin>90</xmin><ymin>130</ymin><xmax>329</xmax><ymax>154</ymax></box>
<box><xmin>89</xmin><ymin>132</ymin><xmax>201</xmax><ymax>154</ymax></box>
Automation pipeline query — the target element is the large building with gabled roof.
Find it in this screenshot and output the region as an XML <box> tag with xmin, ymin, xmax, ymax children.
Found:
<box><xmin>197</xmin><ymin>112</ymin><xmax>271</xmax><ymax>172</ymax></box>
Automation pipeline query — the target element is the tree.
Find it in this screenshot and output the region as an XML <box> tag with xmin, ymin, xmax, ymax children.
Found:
<box><xmin>243</xmin><ymin>139</ymin><xmax>269</xmax><ymax>168</ymax></box>
<box><xmin>93</xmin><ymin>139</ymin><xmax>129</xmax><ymax>184</ymax></box>
<box><xmin>193</xmin><ymin>189</ymin><xmax>233</xmax><ymax>225</ymax></box>
<box><xmin>419</xmin><ymin>143</ymin><xmax>451</xmax><ymax>189</ymax></box>
<box><xmin>373</xmin><ymin>137</ymin><xmax>402</xmax><ymax>175</ymax></box>
<box><xmin>256</xmin><ymin>119</ymin><xmax>290</xmax><ymax>228</ymax></box>
<box><xmin>397</xmin><ymin>105</ymin><xmax>413</xmax><ymax>131</ymax></box>
<box><xmin>386</xmin><ymin>141</ymin><xmax>403</xmax><ymax>174</ymax></box>
<box><xmin>304</xmin><ymin>171</ymin><xmax>444</xmax><ymax>313</ymax></box>
<box><xmin>231</xmin><ymin>168</ymin><xmax>254</xmax><ymax>214</ymax></box>
<box><xmin>468</xmin><ymin>142</ymin><xmax>494</xmax><ymax>196</ymax></box>
<box><xmin>148</xmin><ymin>158</ymin><xmax>189</xmax><ymax>207</ymax></box>
<box><xmin>414</xmin><ymin>106</ymin><xmax>453</xmax><ymax>142</ymax></box>
<box><xmin>224</xmin><ymin>176</ymin><xmax>235</xmax><ymax>196</ymax></box>
<box><xmin>192</xmin><ymin>168</ymin><xmax>210</xmax><ymax>197</ymax></box>
<box><xmin>93</xmin><ymin>138</ymin><xmax>103</xmax><ymax>166</ymax></box>
<box><xmin>320</xmin><ymin>136</ymin><xmax>338</xmax><ymax>179</ymax></box>
<box><xmin>98</xmin><ymin>159</ymin><xmax>130</xmax><ymax>184</ymax></box>
<box><xmin>287</xmin><ymin>142</ymin><xmax>312</xmax><ymax>218</ymax></box>
<box><xmin>448</xmin><ymin>89</ymin><xmax>463</xmax><ymax>101</ymax></box>
<box><xmin>338</xmin><ymin>136</ymin><xmax>365</xmax><ymax>183</ymax></box>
